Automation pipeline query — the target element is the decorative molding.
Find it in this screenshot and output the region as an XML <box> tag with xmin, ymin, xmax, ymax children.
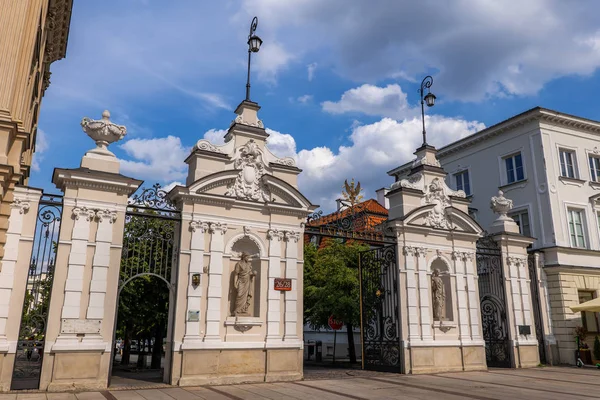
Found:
<box><xmin>508</xmin><ymin>256</ymin><xmax>527</xmax><ymax>267</ymax></box>
<box><xmin>243</xmin><ymin>226</ymin><xmax>252</xmax><ymax>236</ymax></box>
<box><xmin>412</xmin><ymin>155</ymin><xmax>441</xmax><ymax>168</ymax></box>
<box><xmin>10</xmin><ymin>199</ymin><xmax>31</xmax><ymax>214</ymax></box>
<box><xmin>391</xmin><ymin>172</ymin><xmax>424</xmax><ymax>191</ymax></box>
<box><xmin>225</xmin><ymin>140</ymin><xmax>272</xmax><ymax>202</ymax></box>
<box><xmin>422</xmin><ymin>177</ymin><xmax>464</xmax><ymax>230</ymax></box>
<box><xmin>403</xmin><ymin>246</ymin><xmax>416</xmax><ymax>256</ymax></box>
<box><xmin>190</xmin><ymin>220</ymin><xmax>209</xmax><ymax>233</ymax></box>
<box><xmin>436</xmin><ymin>249</ymin><xmax>444</xmax><ymax>258</ymax></box>
<box><xmin>72</xmin><ymin>207</ymin><xmax>95</xmax><ymax>221</ymax></box>
<box><xmin>95</xmin><ymin>209</ymin><xmax>117</xmax><ymax>223</ymax></box>
<box><xmin>462</xmin><ymin>252</ymin><xmax>475</xmax><ymax>261</ymax></box>
<box><xmin>194</xmin><ymin>139</ymin><xmax>225</xmax><ymax>154</ymax></box>
<box><xmin>232</xmin><ymin>114</ymin><xmax>264</xmax><ymax>128</ymax></box>
<box><xmin>415</xmin><ymin>247</ymin><xmax>428</xmax><ymax>258</ymax></box>
<box><xmin>44</xmin><ymin>0</ymin><xmax>73</xmax><ymax>64</ymax></box>
<box><xmin>209</xmin><ymin>222</ymin><xmax>227</xmax><ymax>235</ymax></box>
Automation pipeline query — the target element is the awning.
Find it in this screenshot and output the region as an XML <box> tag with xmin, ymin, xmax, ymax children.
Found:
<box><xmin>570</xmin><ymin>297</ymin><xmax>600</xmax><ymax>313</ymax></box>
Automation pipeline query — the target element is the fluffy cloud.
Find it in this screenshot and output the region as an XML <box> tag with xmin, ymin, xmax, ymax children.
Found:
<box><xmin>242</xmin><ymin>0</ymin><xmax>600</xmax><ymax>100</ymax></box>
<box><xmin>31</xmin><ymin>129</ymin><xmax>48</xmax><ymax>172</ymax></box>
<box><xmin>297</xmin><ymin>94</ymin><xmax>313</xmax><ymax>104</ymax></box>
<box><xmin>119</xmin><ymin>136</ymin><xmax>190</xmax><ymax>182</ymax></box>
<box><xmin>322</xmin><ymin>84</ymin><xmax>416</xmax><ymax>119</ymax></box>
<box><xmin>202</xmin><ymin>127</ymin><xmax>297</xmax><ymax>160</ymax></box>
<box><xmin>307</xmin><ymin>63</ymin><xmax>317</xmax><ymax>81</ymax></box>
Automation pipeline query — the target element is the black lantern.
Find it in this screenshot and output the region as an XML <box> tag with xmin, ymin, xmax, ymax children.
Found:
<box><xmin>419</xmin><ymin>75</ymin><xmax>436</xmax><ymax>146</ymax></box>
<box><xmin>424</xmin><ymin>91</ymin><xmax>436</xmax><ymax>107</ymax></box>
<box><xmin>245</xmin><ymin>17</ymin><xmax>262</xmax><ymax>101</ymax></box>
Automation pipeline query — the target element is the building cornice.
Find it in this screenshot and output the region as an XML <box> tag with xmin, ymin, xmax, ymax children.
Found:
<box><xmin>387</xmin><ymin>107</ymin><xmax>600</xmax><ymax>177</ymax></box>
<box><xmin>44</xmin><ymin>0</ymin><xmax>74</xmax><ymax>64</ymax></box>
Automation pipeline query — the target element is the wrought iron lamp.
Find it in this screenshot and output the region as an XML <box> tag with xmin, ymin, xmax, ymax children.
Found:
<box><xmin>245</xmin><ymin>16</ymin><xmax>262</xmax><ymax>101</ymax></box>
<box><xmin>419</xmin><ymin>75</ymin><xmax>436</xmax><ymax>146</ymax></box>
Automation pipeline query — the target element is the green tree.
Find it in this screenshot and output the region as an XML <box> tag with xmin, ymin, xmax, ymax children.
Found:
<box><xmin>303</xmin><ymin>240</ymin><xmax>369</xmax><ymax>363</ymax></box>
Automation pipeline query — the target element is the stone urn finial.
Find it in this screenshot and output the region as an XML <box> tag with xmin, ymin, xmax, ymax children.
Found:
<box><xmin>490</xmin><ymin>190</ymin><xmax>513</xmax><ymax>220</ymax></box>
<box><xmin>81</xmin><ymin>110</ymin><xmax>127</xmax><ymax>156</ymax></box>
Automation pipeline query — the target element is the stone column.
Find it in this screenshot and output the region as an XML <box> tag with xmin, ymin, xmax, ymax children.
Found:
<box><xmin>183</xmin><ymin>220</ymin><xmax>208</xmax><ymax>346</ymax></box>
<box><xmin>463</xmin><ymin>252</ymin><xmax>482</xmax><ymax>341</ymax></box>
<box><xmin>266</xmin><ymin>229</ymin><xmax>284</xmax><ymax>344</ymax></box>
<box><xmin>452</xmin><ymin>251</ymin><xmax>470</xmax><ymax>342</ymax></box>
<box><xmin>204</xmin><ymin>222</ymin><xmax>226</xmax><ymax>342</ymax></box>
<box><xmin>533</xmin><ymin>252</ymin><xmax>556</xmax><ymax>363</ymax></box>
<box><xmin>415</xmin><ymin>247</ymin><xmax>433</xmax><ymax>341</ymax></box>
<box><xmin>402</xmin><ymin>246</ymin><xmax>420</xmax><ymax>342</ymax></box>
<box><xmin>283</xmin><ymin>231</ymin><xmax>300</xmax><ymax>342</ymax></box>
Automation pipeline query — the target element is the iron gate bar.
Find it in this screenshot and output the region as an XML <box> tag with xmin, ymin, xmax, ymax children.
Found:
<box><xmin>476</xmin><ymin>233</ymin><xmax>511</xmax><ymax>368</ymax></box>
<box><xmin>11</xmin><ymin>193</ymin><xmax>63</xmax><ymax>390</ymax></box>
<box><xmin>358</xmin><ymin>244</ymin><xmax>401</xmax><ymax>372</ymax></box>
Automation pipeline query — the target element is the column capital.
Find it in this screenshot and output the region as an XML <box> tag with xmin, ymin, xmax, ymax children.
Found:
<box><xmin>415</xmin><ymin>246</ymin><xmax>428</xmax><ymax>258</ymax></box>
<box><xmin>95</xmin><ymin>209</ymin><xmax>117</xmax><ymax>223</ymax></box>
<box><xmin>267</xmin><ymin>229</ymin><xmax>284</xmax><ymax>241</ymax></box>
<box><xmin>72</xmin><ymin>206</ymin><xmax>95</xmax><ymax>221</ymax></box>
<box><xmin>403</xmin><ymin>246</ymin><xmax>416</xmax><ymax>256</ymax></box>
<box><xmin>284</xmin><ymin>231</ymin><xmax>300</xmax><ymax>243</ymax></box>
<box><xmin>208</xmin><ymin>222</ymin><xmax>227</xmax><ymax>235</ymax></box>
<box><xmin>507</xmin><ymin>256</ymin><xmax>527</xmax><ymax>267</ymax></box>
<box><xmin>190</xmin><ymin>220</ymin><xmax>209</xmax><ymax>233</ymax></box>
<box><xmin>10</xmin><ymin>198</ymin><xmax>30</xmax><ymax>214</ymax></box>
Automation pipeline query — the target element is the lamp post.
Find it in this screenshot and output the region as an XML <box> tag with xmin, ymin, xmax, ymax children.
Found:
<box><xmin>419</xmin><ymin>75</ymin><xmax>436</xmax><ymax>146</ymax></box>
<box><xmin>245</xmin><ymin>16</ymin><xmax>263</xmax><ymax>101</ymax></box>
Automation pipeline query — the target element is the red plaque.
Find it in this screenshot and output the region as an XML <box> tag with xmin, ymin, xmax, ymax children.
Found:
<box><xmin>274</xmin><ymin>278</ymin><xmax>292</xmax><ymax>291</ymax></box>
<box><xmin>328</xmin><ymin>315</ymin><xmax>343</xmax><ymax>331</ymax></box>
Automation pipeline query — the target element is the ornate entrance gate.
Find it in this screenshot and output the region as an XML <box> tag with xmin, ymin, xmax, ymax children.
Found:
<box><xmin>528</xmin><ymin>253</ymin><xmax>546</xmax><ymax>364</ymax></box>
<box><xmin>358</xmin><ymin>244</ymin><xmax>401</xmax><ymax>372</ymax></box>
<box><xmin>111</xmin><ymin>184</ymin><xmax>180</xmax><ymax>383</ymax></box>
<box><xmin>476</xmin><ymin>234</ymin><xmax>511</xmax><ymax>368</ymax></box>
<box><xmin>11</xmin><ymin>194</ymin><xmax>62</xmax><ymax>390</ymax></box>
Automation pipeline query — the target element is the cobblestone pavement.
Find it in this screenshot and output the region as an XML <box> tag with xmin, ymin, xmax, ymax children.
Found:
<box><xmin>1</xmin><ymin>366</ymin><xmax>599</xmax><ymax>400</ymax></box>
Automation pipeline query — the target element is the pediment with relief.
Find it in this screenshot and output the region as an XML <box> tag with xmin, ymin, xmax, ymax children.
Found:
<box><xmin>403</xmin><ymin>205</ymin><xmax>482</xmax><ymax>234</ymax></box>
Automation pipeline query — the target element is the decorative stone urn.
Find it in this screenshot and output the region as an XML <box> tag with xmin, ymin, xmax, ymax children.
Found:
<box><xmin>81</xmin><ymin>110</ymin><xmax>127</xmax><ymax>157</ymax></box>
<box><xmin>490</xmin><ymin>190</ymin><xmax>513</xmax><ymax>220</ymax></box>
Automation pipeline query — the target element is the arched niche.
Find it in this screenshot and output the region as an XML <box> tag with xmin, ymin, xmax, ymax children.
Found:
<box><xmin>430</xmin><ymin>258</ymin><xmax>454</xmax><ymax>322</ymax></box>
<box><xmin>228</xmin><ymin>237</ymin><xmax>262</xmax><ymax>318</ymax></box>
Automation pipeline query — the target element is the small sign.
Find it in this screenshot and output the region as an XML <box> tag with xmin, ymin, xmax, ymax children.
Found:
<box><xmin>274</xmin><ymin>278</ymin><xmax>292</xmax><ymax>291</ymax></box>
<box><xmin>61</xmin><ymin>319</ymin><xmax>102</xmax><ymax>334</ymax></box>
<box><xmin>328</xmin><ymin>315</ymin><xmax>343</xmax><ymax>331</ymax></box>
<box><xmin>188</xmin><ymin>310</ymin><xmax>200</xmax><ymax>322</ymax></box>
<box><xmin>518</xmin><ymin>325</ymin><xmax>531</xmax><ymax>335</ymax></box>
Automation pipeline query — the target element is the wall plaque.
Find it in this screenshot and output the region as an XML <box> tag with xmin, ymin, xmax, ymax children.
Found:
<box><xmin>188</xmin><ymin>310</ymin><xmax>200</xmax><ymax>322</ymax></box>
<box><xmin>274</xmin><ymin>278</ymin><xmax>292</xmax><ymax>291</ymax></box>
<box><xmin>61</xmin><ymin>319</ymin><xmax>102</xmax><ymax>334</ymax></box>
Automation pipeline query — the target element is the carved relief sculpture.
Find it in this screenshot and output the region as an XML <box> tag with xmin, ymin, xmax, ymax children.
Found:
<box><xmin>431</xmin><ymin>269</ymin><xmax>446</xmax><ymax>321</ymax></box>
<box><xmin>233</xmin><ymin>252</ymin><xmax>257</xmax><ymax>316</ymax></box>
<box><xmin>226</xmin><ymin>140</ymin><xmax>272</xmax><ymax>202</ymax></box>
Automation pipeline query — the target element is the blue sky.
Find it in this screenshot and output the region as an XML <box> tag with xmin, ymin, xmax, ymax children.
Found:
<box><xmin>33</xmin><ymin>0</ymin><xmax>600</xmax><ymax>210</ymax></box>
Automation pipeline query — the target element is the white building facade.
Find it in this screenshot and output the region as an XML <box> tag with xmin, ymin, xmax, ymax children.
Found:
<box><xmin>389</xmin><ymin>107</ymin><xmax>600</xmax><ymax>365</ymax></box>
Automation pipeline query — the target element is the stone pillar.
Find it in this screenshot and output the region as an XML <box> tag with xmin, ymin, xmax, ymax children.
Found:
<box><xmin>40</xmin><ymin>110</ymin><xmax>141</xmax><ymax>391</ymax></box>
<box><xmin>415</xmin><ymin>247</ymin><xmax>433</xmax><ymax>342</ymax></box>
<box><xmin>204</xmin><ymin>222</ymin><xmax>226</xmax><ymax>342</ymax></box>
<box><xmin>532</xmin><ymin>252</ymin><xmax>556</xmax><ymax>364</ymax></box>
<box><xmin>452</xmin><ymin>251</ymin><xmax>470</xmax><ymax>342</ymax></box>
<box><xmin>402</xmin><ymin>246</ymin><xmax>420</xmax><ymax>342</ymax></box>
<box><xmin>490</xmin><ymin>190</ymin><xmax>538</xmax><ymax>368</ymax></box>
<box><xmin>283</xmin><ymin>231</ymin><xmax>300</xmax><ymax>342</ymax></box>
<box><xmin>463</xmin><ymin>252</ymin><xmax>482</xmax><ymax>342</ymax></box>
<box><xmin>182</xmin><ymin>220</ymin><xmax>208</xmax><ymax>346</ymax></box>
<box><xmin>266</xmin><ymin>229</ymin><xmax>284</xmax><ymax>343</ymax></box>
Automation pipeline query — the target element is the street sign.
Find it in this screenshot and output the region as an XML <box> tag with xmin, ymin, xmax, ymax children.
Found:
<box><xmin>328</xmin><ymin>315</ymin><xmax>343</xmax><ymax>331</ymax></box>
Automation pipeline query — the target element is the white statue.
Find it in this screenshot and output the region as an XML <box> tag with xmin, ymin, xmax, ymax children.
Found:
<box><xmin>431</xmin><ymin>269</ymin><xmax>446</xmax><ymax>321</ymax></box>
<box><xmin>233</xmin><ymin>252</ymin><xmax>257</xmax><ymax>316</ymax></box>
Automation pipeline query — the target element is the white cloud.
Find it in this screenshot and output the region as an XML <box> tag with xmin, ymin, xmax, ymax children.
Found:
<box><xmin>297</xmin><ymin>94</ymin><xmax>313</xmax><ymax>104</ymax></box>
<box><xmin>31</xmin><ymin>129</ymin><xmax>48</xmax><ymax>172</ymax></box>
<box><xmin>322</xmin><ymin>84</ymin><xmax>416</xmax><ymax>119</ymax></box>
<box><xmin>254</xmin><ymin>40</ymin><xmax>294</xmax><ymax>84</ymax></box>
<box><xmin>202</xmin><ymin>127</ymin><xmax>297</xmax><ymax>160</ymax></box>
<box><xmin>119</xmin><ymin>136</ymin><xmax>190</xmax><ymax>182</ymax></box>
<box><xmin>307</xmin><ymin>63</ymin><xmax>317</xmax><ymax>81</ymax></box>
<box><xmin>242</xmin><ymin>0</ymin><xmax>600</xmax><ymax>100</ymax></box>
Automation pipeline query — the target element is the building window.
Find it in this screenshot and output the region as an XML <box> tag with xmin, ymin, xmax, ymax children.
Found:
<box><xmin>454</xmin><ymin>170</ymin><xmax>471</xmax><ymax>195</ymax></box>
<box><xmin>578</xmin><ymin>291</ymin><xmax>599</xmax><ymax>333</ymax></box>
<box><xmin>504</xmin><ymin>153</ymin><xmax>524</xmax><ymax>184</ymax></box>
<box><xmin>590</xmin><ymin>156</ymin><xmax>600</xmax><ymax>182</ymax></box>
<box><xmin>559</xmin><ymin>149</ymin><xmax>577</xmax><ymax>178</ymax></box>
<box><xmin>568</xmin><ymin>208</ymin><xmax>587</xmax><ymax>248</ymax></box>
<box><xmin>510</xmin><ymin>210</ymin><xmax>531</xmax><ymax>237</ymax></box>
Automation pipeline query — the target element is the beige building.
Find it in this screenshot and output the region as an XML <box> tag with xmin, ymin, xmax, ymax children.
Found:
<box><xmin>0</xmin><ymin>0</ymin><xmax>73</xmax><ymax>268</ymax></box>
<box><xmin>389</xmin><ymin>107</ymin><xmax>600</xmax><ymax>365</ymax></box>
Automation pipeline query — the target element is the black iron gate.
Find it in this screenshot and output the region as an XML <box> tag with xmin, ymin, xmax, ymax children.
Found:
<box><xmin>11</xmin><ymin>194</ymin><xmax>62</xmax><ymax>390</ymax></box>
<box><xmin>476</xmin><ymin>234</ymin><xmax>511</xmax><ymax>368</ymax></box>
<box><xmin>358</xmin><ymin>244</ymin><xmax>401</xmax><ymax>372</ymax></box>
<box><xmin>528</xmin><ymin>253</ymin><xmax>547</xmax><ymax>364</ymax></box>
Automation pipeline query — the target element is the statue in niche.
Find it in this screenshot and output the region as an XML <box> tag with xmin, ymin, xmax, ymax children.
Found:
<box><xmin>233</xmin><ymin>252</ymin><xmax>257</xmax><ymax>316</ymax></box>
<box><xmin>431</xmin><ymin>269</ymin><xmax>446</xmax><ymax>321</ymax></box>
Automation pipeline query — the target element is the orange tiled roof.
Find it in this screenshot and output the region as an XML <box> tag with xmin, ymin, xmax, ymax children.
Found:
<box><xmin>307</xmin><ymin>199</ymin><xmax>388</xmax><ymax>231</ymax></box>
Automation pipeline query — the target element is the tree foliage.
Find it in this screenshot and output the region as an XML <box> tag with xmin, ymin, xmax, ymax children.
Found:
<box><xmin>303</xmin><ymin>239</ymin><xmax>369</xmax><ymax>363</ymax></box>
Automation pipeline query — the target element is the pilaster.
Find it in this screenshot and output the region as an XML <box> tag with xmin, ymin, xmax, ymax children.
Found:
<box><xmin>266</xmin><ymin>229</ymin><xmax>284</xmax><ymax>344</ymax></box>
<box><xmin>283</xmin><ymin>231</ymin><xmax>300</xmax><ymax>342</ymax></box>
<box><xmin>463</xmin><ymin>252</ymin><xmax>482</xmax><ymax>341</ymax></box>
<box><xmin>415</xmin><ymin>247</ymin><xmax>433</xmax><ymax>341</ymax></box>
<box><xmin>402</xmin><ymin>246</ymin><xmax>420</xmax><ymax>342</ymax></box>
<box><xmin>452</xmin><ymin>251</ymin><xmax>470</xmax><ymax>342</ymax></box>
<box><xmin>182</xmin><ymin>220</ymin><xmax>208</xmax><ymax>347</ymax></box>
<box><xmin>204</xmin><ymin>222</ymin><xmax>227</xmax><ymax>342</ymax></box>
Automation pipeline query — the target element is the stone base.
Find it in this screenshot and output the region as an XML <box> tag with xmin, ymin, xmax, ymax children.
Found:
<box><xmin>41</xmin><ymin>351</ymin><xmax>108</xmax><ymax>392</ymax></box>
<box><xmin>176</xmin><ymin>348</ymin><xmax>302</xmax><ymax>386</ymax></box>
<box><xmin>514</xmin><ymin>344</ymin><xmax>540</xmax><ymax>368</ymax></box>
<box><xmin>408</xmin><ymin>345</ymin><xmax>487</xmax><ymax>374</ymax></box>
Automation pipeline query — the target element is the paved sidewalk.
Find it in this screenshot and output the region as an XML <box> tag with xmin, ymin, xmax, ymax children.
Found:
<box><xmin>1</xmin><ymin>367</ymin><xmax>599</xmax><ymax>400</ymax></box>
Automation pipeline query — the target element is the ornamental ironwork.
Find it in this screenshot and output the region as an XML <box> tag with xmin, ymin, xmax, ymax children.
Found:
<box><xmin>359</xmin><ymin>244</ymin><xmax>401</xmax><ymax>372</ymax></box>
<box><xmin>128</xmin><ymin>183</ymin><xmax>178</xmax><ymax>212</ymax></box>
<box><xmin>476</xmin><ymin>233</ymin><xmax>511</xmax><ymax>368</ymax></box>
<box><xmin>11</xmin><ymin>194</ymin><xmax>62</xmax><ymax>390</ymax></box>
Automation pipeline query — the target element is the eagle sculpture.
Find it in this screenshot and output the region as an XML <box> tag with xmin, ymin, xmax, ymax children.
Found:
<box><xmin>342</xmin><ymin>178</ymin><xmax>363</xmax><ymax>206</ymax></box>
